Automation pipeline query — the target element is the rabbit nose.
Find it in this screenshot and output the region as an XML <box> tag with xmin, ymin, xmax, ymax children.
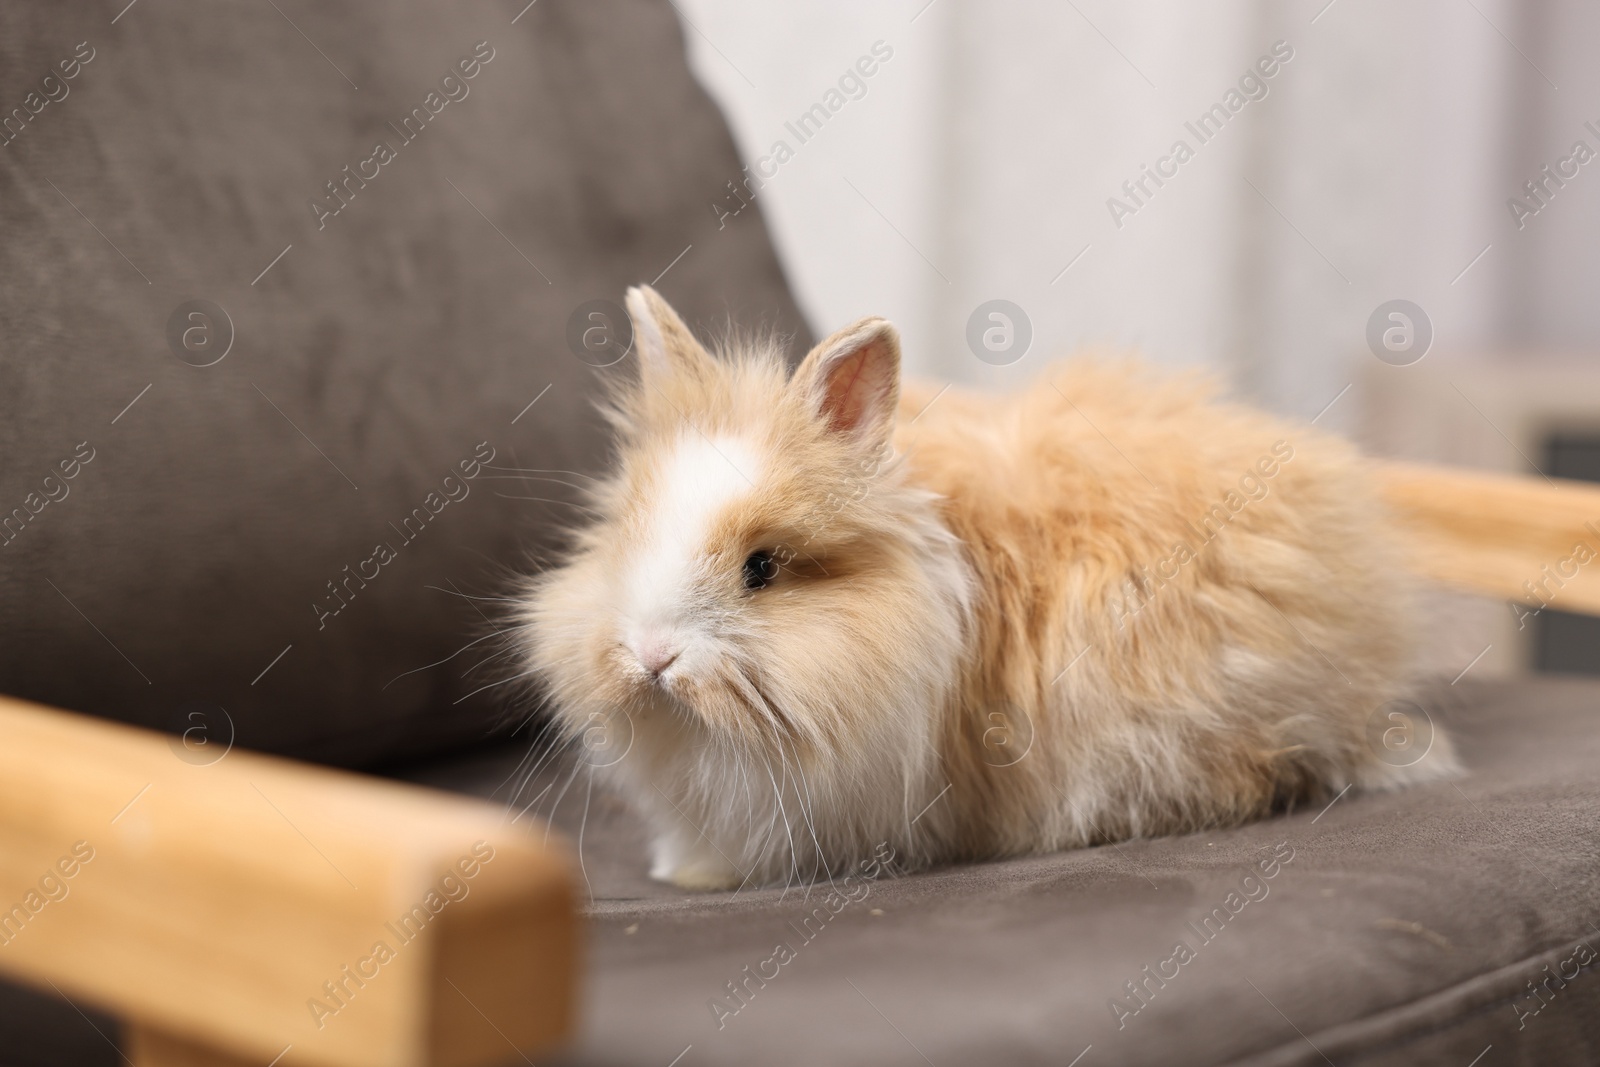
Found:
<box><xmin>634</xmin><ymin>639</ymin><xmax>681</xmax><ymax>677</ymax></box>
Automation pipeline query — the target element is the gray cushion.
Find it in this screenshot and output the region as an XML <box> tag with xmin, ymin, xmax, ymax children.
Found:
<box><xmin>0</xmin><ymin>0</ymin><xmax>807</xmax><ymax>765</ymax></box>
<box><xmin>401</xmin><ymin>676</ymin><xmax>1600</xmax><ymax>1065</ymax></box>
<box><xmin>5</xmin><ymin>680</ymin><xmax>1595</xmax><ymax>1064</ymax></box>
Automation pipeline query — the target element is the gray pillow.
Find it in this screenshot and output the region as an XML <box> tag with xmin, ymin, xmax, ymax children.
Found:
<box><xmin>0</xmin><ymin>0</ymin><xmax>808</xmax><ymax>764</ymax></box>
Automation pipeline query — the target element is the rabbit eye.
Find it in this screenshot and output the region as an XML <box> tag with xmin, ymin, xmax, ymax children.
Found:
<box><xmin>743</xmin><ymin>550</ymin><xmax>778</xmax><ymax>590</ymax></box>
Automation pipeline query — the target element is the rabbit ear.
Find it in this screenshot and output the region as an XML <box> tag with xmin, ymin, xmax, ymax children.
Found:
<box><xmin>625</xmin><ymin>285</ymin><xmax>713</xmax><ymax>382</ymax></box>
<box><xmin>793</xmin><ymin>317</ymin><xmax>901</xmax><ymax>447</ymax></box>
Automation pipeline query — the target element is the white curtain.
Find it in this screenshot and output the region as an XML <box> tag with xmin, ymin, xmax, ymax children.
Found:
<box><xmin>674</xmin><ymin>0</ymin><xmax>1520</xmax><ymax>427</ymax></box>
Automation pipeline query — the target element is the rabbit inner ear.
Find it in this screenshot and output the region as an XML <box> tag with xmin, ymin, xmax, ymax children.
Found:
<box><xmin>802</xmin><ymin>318</ymin><xmax>901</xmax><ymax>442</ymax></box>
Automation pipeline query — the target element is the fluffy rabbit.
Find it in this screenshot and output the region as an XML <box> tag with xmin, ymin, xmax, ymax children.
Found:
<box><xmin>518</xmin><ymin>286</ymin><xmax>1455</xmax><ymax>890</ymax></box>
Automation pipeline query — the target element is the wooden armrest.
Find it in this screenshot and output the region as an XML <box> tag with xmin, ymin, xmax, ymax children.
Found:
<box><xmin>1376</xmin><ymin>460</ymin><xmax>1600</xmax><ymax>616</ymax></box>
<box><xmin>0</xmin><ymin>696</ymin><xmax>577</xmax><ymax>1067</ymax></box>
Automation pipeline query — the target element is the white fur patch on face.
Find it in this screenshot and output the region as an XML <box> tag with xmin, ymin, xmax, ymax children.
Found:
<box><xmin>625</xmin><ymin>433</ymin><xmax>762</xmax><ymax>638</ymax></box>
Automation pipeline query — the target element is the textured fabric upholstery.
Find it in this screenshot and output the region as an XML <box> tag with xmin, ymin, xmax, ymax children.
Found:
<box><xmin>404</xmin><ymin>677</ymin><xmax>1600</xmax><ymax>1066</ymax></box>
<box><xmin>0</xmin><ymin>0</ymin><xmax>807</xmax><ymax>765</ymax></box>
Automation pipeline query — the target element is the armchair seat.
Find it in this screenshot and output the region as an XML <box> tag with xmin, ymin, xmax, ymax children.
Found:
<box><xmin>399</xmin><ymin>676</ymin><xmax>1600</xmax><ymax>1067</ymax></box>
